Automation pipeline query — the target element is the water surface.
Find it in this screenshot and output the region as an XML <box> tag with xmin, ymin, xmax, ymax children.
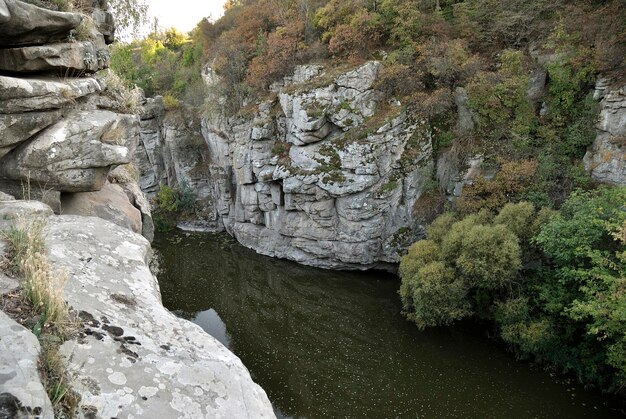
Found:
<box><xmin>154</xmin><ymin>231</ymin><xmax>623</xmax><ymax>418</ymax></box>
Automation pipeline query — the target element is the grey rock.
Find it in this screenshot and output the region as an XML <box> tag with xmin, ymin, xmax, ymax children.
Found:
<box><xmin>0</xmin><ymin>191</ymin><xmax>15</xmax><ymax>201</ymax></box>
<box><xmin>0</xmin><ymin>0</ymin><xmax>82</xmax><ymax>47</ymax></box>
<box><xmin>335</xmin><ymin>61</ymin><xmax>382</xmax><ymax>92</ymax></box>
<box><xmin>594</xmin><ymin>78</ymin><xmax>611</xmax><ymax>101</ymax></box>
<box><xmin>0</xmin><ymin>110</ymin><xmax>135</xmax><ymax>192</ymax></box>
<box><xmin>0</xmin><ymin>41</ymin><xmax>109</xmax><ymax>74</ymax></box>
<box><xmin>117</xmin><ymin>180</ymin><xmax>155</xmax><ymax>242</ymax></box>
<box><xmin>0</xmin><ymin>271</ymin><xmax>19</xmax><ymax>294</ymax></box>
<box><xmin>584</xmin><ymin>84</ymin><xmax>626</xmax><ymax>185</ymax></box>
<box><xmin>0</xmin><ymin>239</ymin><xmax>18</xmax><ymax>293</ymax></box>
<box><xmin>0</xmin><ymin>179</ymin><xmax>61</xmax><ymax>213</ymax></box>
<box><xmin>0</xmin><ymin>110</ymin><xmax>63</xmax><ymax>159</ymax></box>
<box><xmin>527</xmin><ymin>68</ymin><xmax>547</xmax><ymax>103</ymax></box>
<box><xmin>91</xmin><ymin>6</ymin><xmax>115</xmax><ymax>44</ymax></box>
<box><xmin>454</xmin><ymin>87</ymin><xmax>474</xmax><ymax>134</ymax></box>
<box><xmin>0</xmin><ymin>75</ymin><xmax>103</xmax><ymax>113</ymax></box>
<box><xmin>0</xmin><ymin>311</ymin><xmax>54</xmax><ymax>418</ymax></box>
<box><xmin>44</xmin><ymin>215</ymin><xmax>275</xmax><ymax>418</ymax></box>
<box><xmin>0</xmin><ymin>200</ymin><xmax>53</xmax><ymax>231</ymax></box>
<box><xmin>61</xmin><ymin>182</ymin><xmax>143</xmax><ymax>234</ymax></box>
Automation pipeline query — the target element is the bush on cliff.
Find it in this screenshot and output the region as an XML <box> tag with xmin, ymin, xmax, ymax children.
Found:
<box><xmin>152</xmin><ymin>183</ymin><xmax>197</xmax><ymax>231</ymax></box>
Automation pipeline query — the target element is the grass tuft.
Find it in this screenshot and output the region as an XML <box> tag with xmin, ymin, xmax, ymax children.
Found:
<box><xmin>1</xmin><ymin>217</ymin><xmax>78</xmax><ymax>416</ymax></box>
<box><xmin>2</xmin><ymin>218</ymin><xmax>68</xmax><ymax>327</ymax></box>
<box><xmin>39</xmin><ymin>342</ymin><xmax>80</xmax><ymax>417</ymax></box>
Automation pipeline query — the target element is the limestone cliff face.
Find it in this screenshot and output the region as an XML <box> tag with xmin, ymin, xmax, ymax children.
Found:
<box><xmin>199</xmin><ymin>62</ymin><xmax>432</xmax><ymax>269</ymax></box>
<box><xmin>0</xmin><ymin>0</ymin><xmax>153</xmax><ymax>239</ymax></box>
<box><xmin>136</xmin><ymin>62</ymin><xmax>484</xmax><ymax>269</ymax></box>
<box><xmin>134</xmin><ymin>98</ymin><xmax>222</xmax><ymax>231</ymax></box>
<box><xmin>584</xmin><ymin>80</ymin><xmax>626</xmax><ymax>185</ymax></box>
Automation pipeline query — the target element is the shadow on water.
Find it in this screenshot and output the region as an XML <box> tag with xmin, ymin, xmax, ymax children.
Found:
<box><xmin>154</xmin><ymin>231</ymin><xmax>624</xmax><ymax>419</ymax></box>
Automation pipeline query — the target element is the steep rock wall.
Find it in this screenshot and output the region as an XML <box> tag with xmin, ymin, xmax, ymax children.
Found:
<box><xmin>584</xmin><ymin>80</ymin><xmax>626</xmax><ymax>185</ymax></box>
<box><xmin>201</xmin><ymin>62</ymin><xmax>432</xmax><ymax>269</ymax></box>
<box><xmin>134</xmin><ymin>98</ymin><xmax>222</xmax><ymax>231</ymax></box>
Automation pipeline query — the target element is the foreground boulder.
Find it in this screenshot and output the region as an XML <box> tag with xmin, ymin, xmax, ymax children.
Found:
<box><xmin>0</xmin><ymin>110</ymin><xmax>135</xmax><ymax>192</ymax></box>
<box><xmin>43</xmin><ymin>214</ymin><xmax>275</xmax><ymax>418</ymax></box>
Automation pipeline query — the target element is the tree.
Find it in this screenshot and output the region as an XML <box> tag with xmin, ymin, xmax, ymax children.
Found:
<box><xmin>400</xmin><ymin>206</ymin><xmax>525</xmax><ymax>329</ymax></box>
<box><xmin>456</xmin><ymin>224</ymin><xmax>521</xmax><ymax>289</ymax></box>
<box><xmin>109</xmin><ymin>0</ymin><xmax>149</xmax><ymax>33</ymax></box>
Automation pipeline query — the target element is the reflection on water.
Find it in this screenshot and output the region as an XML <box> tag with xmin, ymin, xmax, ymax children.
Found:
<box><xmin>154</xmin><ymin>231</ymin><xmax>623</xmax><ymax>419</ymax></box>
<box><xmin>194</xmin><ymin>309</ymin><xmax>231</xmax><ymax>347</ymax></box>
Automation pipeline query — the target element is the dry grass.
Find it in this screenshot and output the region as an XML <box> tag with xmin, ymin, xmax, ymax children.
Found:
<box><xmin>2</xmin><ymin>217</ymin><xmax>69</xmax><ymax>328</ymax></box>
<box><xmin>102</xmin><ymin>70</ymin><xmax>143</xmax><ymax>114</ymax></box>
<box><xmin>1</xmin><ymin>217</ymin><xmax>78</xmax><ymax>416</ymax></box>
<box><xmin>38</xmin><ymin>342</ymin><xmax>80</xmax><ymax>417</ymax></box>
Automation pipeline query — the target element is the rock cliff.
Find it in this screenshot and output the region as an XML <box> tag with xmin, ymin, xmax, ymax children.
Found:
<box><xmin>0</xmin><ymin>0</ymin><xmax>152</xmax><ymax>239</ymax></box>
<box><xmin>584</xmin><ymin>80</ymin><xmax>626</xmax><ymax>185</ymax></box>
<box><xmin>201</xmin><ymin>61</ymin><xmax>433</xmax><ymax>269</ymax></box>
<box><xmin>134</xmin><ymin>98</ymin><xmax>221</xmax><ymax>231</ymax></box>
<box><xmin>138</xmin><ymin>61</ymin><xmax>432</xmax><ymax>270</ymax></box>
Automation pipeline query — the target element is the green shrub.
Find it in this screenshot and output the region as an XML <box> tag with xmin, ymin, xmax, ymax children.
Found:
<box><xmin>425</xmin><ymin>212</ymin><xmax>456</xmax><ymax>244</ymax></box>
<box><xmin>456</xmin><ymin>224</ymin><xmax>521</xmax><ymax>289</ymax></box>
<box><xmin>493</xmin><ymin>201</ymin><xmax>535</xmax><ymax>240</ymax></box>
<box><xmin>153</xmin><ymin>184</ymin><xmax>197</xmax><ymax>231</ymax></box>
<box><xmin>401</xmin><ymin>261</ymin><xmax>471</xmax><ymax>329</ymax></box>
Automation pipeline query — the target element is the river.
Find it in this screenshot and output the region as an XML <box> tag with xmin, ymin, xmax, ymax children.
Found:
<box><xmin>154</xmin><ymin>231</ymin><xmax>623</xmax><ymax>418</ymax></box>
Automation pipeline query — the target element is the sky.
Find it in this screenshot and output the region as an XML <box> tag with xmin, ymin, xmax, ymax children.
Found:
<box><xmin>146</xmin><ymin>0</ymin><xmax>227</xmax><ymax>33</ymax></box>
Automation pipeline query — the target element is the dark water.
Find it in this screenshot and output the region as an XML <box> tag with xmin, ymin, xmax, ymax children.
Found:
<box><xmin>154</xmin><ymin>231</ymin><xmax>624</xmax><ymax>418</ymax></box>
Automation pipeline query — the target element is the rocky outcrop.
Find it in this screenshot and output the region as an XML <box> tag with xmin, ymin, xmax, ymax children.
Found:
<box><xmin>194</xmin><ymin>62</ymin><xmax>431</xmax><ymax>269</ymax></box>
<box><xmin>0</xmin><ymin>40</ymin><xmax>109</xmax><ymax>73</ymax></box>
<box><xmin>0</xmin><ymin>201</ymin><xmax>275</xmax><ymax>418</ymax></box>
<box><xmin>584</xmin><ymin>81</ymin><xmax>626</xmax><ymax>185</ymax></box>
<box><xmin>0</xmin><ymin>110</ymin><xmax>134</xmax><ymax>192</ymax></box>
<box><xmin>135</xmin><ymin>99</ymin><xmax>222</xmax><ymax>231</ymax></box>
<box><xmin>0</xmin><ymin>0</ymin><xmax>82</xmax><ymax>47</ymax></box>
<box><xmin>0</xmin><ymin>0</ymin><xmax>151</xmax><ymax>241</ymax></box>
<box><xmin>49</xmin><ymin>215</ymin><xmax>274</xmax><ymax>418</ymax></box>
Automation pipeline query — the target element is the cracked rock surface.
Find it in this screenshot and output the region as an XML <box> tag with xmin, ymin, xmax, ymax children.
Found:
<box><xmin>584</xmin><ymin>82</ymin><xmax>626</xmax><ymax>185</ymax></box>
